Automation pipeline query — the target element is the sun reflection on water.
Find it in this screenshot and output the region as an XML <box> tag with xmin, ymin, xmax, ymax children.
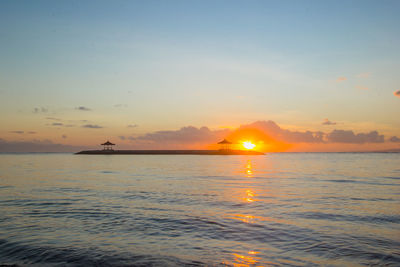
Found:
<box><xmin>231</xmin><ymin>252</ymin><xmax>263</xmax><ymax>267</ymax></box>
<box><xmin>246</xmin><ymin>160</ymin><xmax>253</xmax><ymax>177</ymax></box>
<box><xmin>243</xmin><ymin>189</ymin><xmax>258</xmax><ymax>203</ymax></box>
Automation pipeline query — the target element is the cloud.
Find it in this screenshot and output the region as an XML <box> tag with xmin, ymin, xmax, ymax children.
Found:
<box><xmin>394</xmin><ymin>90</ymin><xmax>400</xmax><ymax>98</ymax></box>
<box><xmin>0</xmin><ymin>139</ymin><xmax>88</xmax><ymax>152</ymax></box>
<box><xmin>336</xmin><ymin>77</ymin><xmax>347</xmax><ymax>82</ymax></box>
<box><xmin>10</xmin><ymin>131</ymin><xmax>24</xmax><ymax>134</ymax></box>
<box><xmin>326</xmin><ymin>130</ymin><xmax>384</xmax><ymax>144</ymax></box>
<box><xmin>238</xmin><ymin>121</ymin><xmax>325</xmax><ymax>143</ymax></box>
<box><xmin>126</xmin><ymin>121</ymin><xmax>389</xmax><ymax>150</ymax></box>
<box><xmin>322</xmin><ymin>119</ymin><xmax>336</xmax><ymax>126</ymax></box>
<box><xmin>389</xmin><ymin>136</ymin><xmax>400</xmax><ymax>142</ymax></box>
<box><xmin>33</xmin><ymin>107</ymin><xmax>48</xmax><ymax>113</ymax></box>
<box><xmin>9</xmin><ymin>131</ymin><xmax>37</xmax><ymax>135</ymax></box>
<box><xmin>127</xmin><ymin>124</ymin><xmax>138</xmax><ymax>128</ymax></box>
<box><xmin>125</xmin><ymin>126</ymin><xmax>230</xmax><ymax>149</ymax></box>
<box><xmin>356</xmin><ymin>72</ymin><xmax>371</xmax><ymax>78</ymax></box>
<box><xmin>75</xmin><ymin>106</ymin><xmax>91</xmax><ymax>111</ymax></box>
<box><xmin>355</xmin><ymin>85</ymin><xmax>369</xmax><ymax>90</ymax></box>
<box><xmin>46</xmin><ymin>117</ymin><xmax>61</xmax><ymax>121</ymax></box>
<box><xmin>47</xmin><ymin>122</ymin><xmax>75</xmax><ymax>128</ymax></box>
<box><xmin>82</xmin><ymin>124</ymin><xmax>103</xmax><ymax>129</ymax></box>
<box><xmin>134</xmin><ymin>126</ymin><xmax>229</xmax><ymax>143</ymax></box>
<box><xmin>114</xmin><ymin>104</ymin><xmax>128</xmax><ymax>108</ymax></box>
<box><xmin>3</xmin><ymin>120</ymin><xmax>395</xmax><ymax>152</ymax></box>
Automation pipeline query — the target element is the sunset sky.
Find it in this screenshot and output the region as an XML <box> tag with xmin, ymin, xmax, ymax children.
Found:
<box><xmin>1</xmin><ymin>0</ymin><xmax>399</xmax><ymax>152</ymax></box>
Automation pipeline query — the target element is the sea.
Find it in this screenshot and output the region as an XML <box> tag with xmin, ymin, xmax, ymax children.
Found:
<box><xmin>0</xmin><ymin>153</ymin><xmax>399</xmax><ymax>266</ymax></box>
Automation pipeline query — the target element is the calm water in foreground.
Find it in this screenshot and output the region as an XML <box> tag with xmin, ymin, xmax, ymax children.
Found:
<box><xmin>0</xmin><ymin>153</ymin><xmax>399</xmax><ymax>266</ymax></box>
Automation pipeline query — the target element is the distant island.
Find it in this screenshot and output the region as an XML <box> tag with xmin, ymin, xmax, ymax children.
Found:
<box><xmin>75</xmin><ymin>140</ymin><xmax>264</xmax><ymax>155</ymax></box>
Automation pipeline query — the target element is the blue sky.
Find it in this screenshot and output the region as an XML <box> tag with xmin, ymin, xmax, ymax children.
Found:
<box><xmin>0</xmin><ymin>0</ymin><xmax>399</xmax><ymax>150</ymax></box>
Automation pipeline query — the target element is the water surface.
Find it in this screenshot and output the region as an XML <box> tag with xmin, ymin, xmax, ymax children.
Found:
<box><xmin>0</xmin><ymin>153</ymin><xmax>399</xmax><ymax>266</ymax></box>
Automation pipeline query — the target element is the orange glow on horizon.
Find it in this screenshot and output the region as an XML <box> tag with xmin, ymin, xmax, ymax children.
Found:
<box><xmin>225</xmin><ymin>127</ymin><xmax>292</xmax><ymax>152</ymax></box>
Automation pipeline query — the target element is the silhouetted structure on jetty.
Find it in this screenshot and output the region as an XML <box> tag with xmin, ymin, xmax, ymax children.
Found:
<box><xmin>101</xmin><ymin>141</ymin><xmax>115</xmax><ymax>150</ymax></box>
<box><xmin>217</xmin><ymin>139</ymin><xmax>233</xmax><ymax>151</ymax></box>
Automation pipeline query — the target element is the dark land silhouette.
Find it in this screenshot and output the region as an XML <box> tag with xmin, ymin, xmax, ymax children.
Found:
<box><xmin>75</xmin><ymin>149</ymin><xmax>264</xmax><ymax>155</ymax></box>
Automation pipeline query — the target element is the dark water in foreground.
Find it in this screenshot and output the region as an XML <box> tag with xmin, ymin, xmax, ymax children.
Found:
<box><xmin>0</xmin><ymin>153</ymin><xmax>399</xmax><ymax>266</ymax></box>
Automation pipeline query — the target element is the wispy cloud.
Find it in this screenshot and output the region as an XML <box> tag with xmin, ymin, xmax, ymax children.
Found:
<box><xmin>322</xmin><ymin>119</ymin><xmax>337</xmax><ymax>126</ymax></box>
<box><xmin>119</xmin><ymin>136</ymin><xmax>136</xmax><ymax>141</ymax></box>
<box><xmin>46</xmin><ymin>117</ymin><xmax>61</xmax><ymax>121</ymax></box>
<box><xmin>62</xmin><ymin>134</ymin><xmax>67</xmax><ymax>139</ymax></box>
<box><xmin>33</xmin><ymin>107</ymin><xmax>48</xmax><ymax>113</ymax></box>
<box><xmin>114</xmin><ymin>104</ymin><xmax>128</xmax><ymax>108</ymax></box>
<box><xmin>336</xmin><ymin>77</ymin><xmax>347</xmax><ymax>82</ymax></box>
<box><xmin>9</xmin><ymin>131</ymin><xmax>36</xmax><ymax>135</ymax></box>
<box><xmin>82</xmin><ymin>124</ymin><xmax>103</xmax><ymax>129</ymax></box>
<box><xmin>394</xmin><ymin>90</ymin><xmax>400</xmax><ymax>98</ymax></box>
<box><xmin>127</xmin><ymin>124</ymin><xmax>138</xmax><ymax>128</ymax></box>
<box><xmin>355</xmin><ymin>85</ymin><xmax>369</xmax><ymax>90</ymax></box>
<box><xmin>356</xmin><ymin>72</ymin><xmax>371</xmax><ymax>78</ymax></box>
<box><xmin>48</xmin><ymin>122</ymin><xmax>75</xmax><ymax>128</ymax></box>
<box><xmin>10</xmin><ymin>131</ymin><xmax>24</xmax><ymax>134</ymax></box>
<box><xmin>75</xmin><ymin>106</ymin><xmax>91</xmax><ymax>111</ymax></box>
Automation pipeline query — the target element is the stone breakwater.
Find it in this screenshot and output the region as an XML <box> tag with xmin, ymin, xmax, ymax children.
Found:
<box><xmin>75</xmin><ymin>149</ymin><xmax>264</xmax><ymax>155</ymax></box>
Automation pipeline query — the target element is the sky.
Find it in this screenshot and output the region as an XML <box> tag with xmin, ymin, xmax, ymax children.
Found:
<box><xmin>0</xmin><ymin>0</ymin><xmax>399</xmax><ymax>152</ymax></box>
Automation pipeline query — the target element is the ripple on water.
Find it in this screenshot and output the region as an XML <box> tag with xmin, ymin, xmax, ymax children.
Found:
<box><xmin>0</xmin><ymin>153</ymin><xmax>399</xmax><ymax>266</ymax></box>
<box><xmin>0</xmin><ymin>239</ymin><xmax>203</xmax><ymax>266</ymax></box>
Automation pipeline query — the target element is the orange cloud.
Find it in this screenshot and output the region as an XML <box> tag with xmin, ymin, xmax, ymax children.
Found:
<box><xmin>355</xmin><ymin>85</ymin><xmax>369</xmax><ymax>90</ymax></box>
<box><xmin>336</xmin><ymin>77</ymin><xmax>347</xmax><ymax>82</ymax></box>
<box><xmin>394</xmin><ymin>90</ymin><xmax>400</xmax><ymax>98</ymax></box>
<box><xmin>116</xmin><ymin>121</ymin><xmax>393</xmax><ymax>152</ymax></box>
<box><xmin>322</xmin><ymin>118</ymin><xmax>336</xmax><ymax>125</ymax></box>
<box><xmin>356</xmin><ymin>72</ymin><xmax>371</xmax><ymax>78</ymax></box>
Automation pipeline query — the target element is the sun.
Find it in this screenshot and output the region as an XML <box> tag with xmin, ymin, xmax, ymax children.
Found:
<box><xmin>242</xmin><ymin>141</ymin><xmax>256</xmax><ymax>150</ymax></box>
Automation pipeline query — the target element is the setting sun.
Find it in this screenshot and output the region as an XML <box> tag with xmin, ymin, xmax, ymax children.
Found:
<box><xmin>242</xmin><ymin>141</ymin><xmax>256</xmax><ymax>150</ymax></box>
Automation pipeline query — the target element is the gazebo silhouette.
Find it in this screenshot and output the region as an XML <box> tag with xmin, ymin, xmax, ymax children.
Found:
<box><xmin>217</xmin><ymin>139</ymin><xmax>232</xmax><ymax>151</ymax></box>
<box><xmin>101</xmin><ymin>141</ymin><xmax>115</xmax><ymax>151</ymax></box>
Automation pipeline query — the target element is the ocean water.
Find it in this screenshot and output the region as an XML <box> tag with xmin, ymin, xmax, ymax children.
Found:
<box><xmin>0</xmin><ymin>153</ymin><xmax>399</xmax><ymax>266</ymax></box>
